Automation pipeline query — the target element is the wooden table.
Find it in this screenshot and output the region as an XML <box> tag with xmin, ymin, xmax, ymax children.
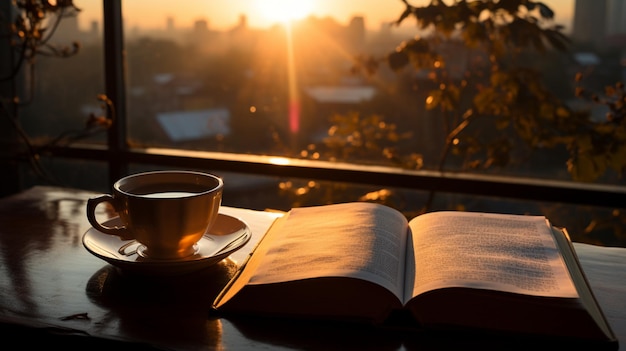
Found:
<box><xmin>0</xmin><ymin>186</ymin><xmax>624</xmax><ymax>350</ymax></box>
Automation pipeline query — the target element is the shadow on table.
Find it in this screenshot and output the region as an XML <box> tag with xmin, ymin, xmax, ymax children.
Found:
<box><xmin>84</xmin><ymin>262</ymin><xmax>618</xmax><ymax>351</ymax></box>
<box><xmin>221</xmin><ymin>312</ymin><xmax>617</xmax><ymax>351</ymax></box>
<box><xmin>85</xmin><ymin>260</ymin><xmax>238</xmax><ymax>350</ymax></box>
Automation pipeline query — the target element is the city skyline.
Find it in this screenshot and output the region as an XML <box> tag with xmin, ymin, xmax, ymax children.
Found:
<box><xmin>75</xmin><ymin>0</ymin><xmax>575</xmax><ymax>33</ymax></box>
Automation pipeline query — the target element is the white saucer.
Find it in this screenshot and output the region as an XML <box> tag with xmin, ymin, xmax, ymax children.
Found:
<box><xmin>83</xmin><ymin>213</ymin><xmax>251</xmax><ymax>276</ymax></box>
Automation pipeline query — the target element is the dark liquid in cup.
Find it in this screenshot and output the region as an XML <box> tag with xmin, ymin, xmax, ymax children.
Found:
<box><xmin>129</xmin><ymin>183</ymin><xmax>211</xmax><ymax>198</ymax></box>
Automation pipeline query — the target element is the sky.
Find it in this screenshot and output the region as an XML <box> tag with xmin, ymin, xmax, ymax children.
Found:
<box><xmin>76</xmin><ymin>0</ymin><xmax>575</xmax><ymax>33</ymax></box>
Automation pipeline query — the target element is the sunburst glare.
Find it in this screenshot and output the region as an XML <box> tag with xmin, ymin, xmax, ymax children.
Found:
<box><xmin>255</xmin><ymin>0</ymin><xmax>315</xmax><ymax>24</ymax></box>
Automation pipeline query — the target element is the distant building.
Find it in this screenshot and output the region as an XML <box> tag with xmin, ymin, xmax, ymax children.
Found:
<box><xmin>51</xmin><ymin>8</ymin><xmax>100</xmax><ymax>45</ymax></box>
<box><xmin>605</xmin><ymin>0</ymin><xmax>626</xmax><ymax>46</ymax></box>
<box><xmin>302</xmin><ymin>85</ymin><xmax>377</xmax><ymax>141</ymax></box>
<box><xmin>606</xmin><ymin>0</ymin><xmax>626</xmax><ymax>35</ymax></box>
<box><xmin>156</xmin><ymin>109</ymin><xmax>230</xmax><ymax>142</ymax></box>
<box><xmin>194</xmin><ymin>19</ymin><xmax>209</xmax><ymax>33</ymax></box>
<box><xmin>572</xmin><ymin>0</ymin><xmax>626</xmax><ymax>47</ymax></box>
<box><xmin>347</xmin><ymin>16</ymin><xmax>366</xmax><ymax>51</ymax></box>
<box><xmin>89</xmin><ymin>20</ymin><xmax>99</xmax><ymax>38</ymax></box>
<box><xmin>571</xmin><ymin>0</ymin><xmax>626</xmax><ymax>83</ymax></box>
<box><xmin>572</xmin><ymin>0</ymin><xmax>607</xmax><ymax>45</ymax></box>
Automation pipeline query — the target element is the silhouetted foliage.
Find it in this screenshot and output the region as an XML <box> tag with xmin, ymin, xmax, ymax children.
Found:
<box><xmin>1</xmin><ymin>1</ymin><xmax>110</xmax><ymax>185</ymax></box>
<box><xmin>346</xmin><ymin>0</ymin><xmax>626</xmax><ymax>183</ymax></box>
<box><xmin>1</xmin><ymin>0</ymin><xmax>81</xmax><ymax>86</ymax></box>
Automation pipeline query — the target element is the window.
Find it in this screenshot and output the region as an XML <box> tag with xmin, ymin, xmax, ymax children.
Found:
<box><xmin>3</xmin><ymin>1</ymin><xmax>626</xmax><ymax>246</ymax></box>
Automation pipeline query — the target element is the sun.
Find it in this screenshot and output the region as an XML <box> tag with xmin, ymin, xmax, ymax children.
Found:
<box><xmin>255</xmin><ymin>0</ymin><xmax>315</xmax><ymax>24</ymax></box>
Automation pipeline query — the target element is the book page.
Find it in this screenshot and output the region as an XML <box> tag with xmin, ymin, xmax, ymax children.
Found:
<box><xmin>247</xmin><ymin>202</ymin><xmax>409</xmax><ymax>299</ymax></box>
<box><xmin>408</xmin><ymin>211</ymin><xmax>578</xmax><ymax>299</ymax></box>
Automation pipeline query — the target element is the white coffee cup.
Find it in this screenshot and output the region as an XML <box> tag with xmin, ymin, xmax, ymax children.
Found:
<box><xmin>86</xmin><ymin>170</ymin><xmax>223</xmax><ymax>259</ymax></box>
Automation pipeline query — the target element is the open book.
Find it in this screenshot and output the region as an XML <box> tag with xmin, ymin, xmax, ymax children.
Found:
<box><xmin>212</xmin><ymin>202</ymin><xmax>617</xmax><ymax>347</ymax></box>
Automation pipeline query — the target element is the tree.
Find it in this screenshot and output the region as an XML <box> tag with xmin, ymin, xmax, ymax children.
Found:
<box><xmin>352</xmin><ymin>0</ymin><xmax>626</xmax><ymax>184</ymax></box>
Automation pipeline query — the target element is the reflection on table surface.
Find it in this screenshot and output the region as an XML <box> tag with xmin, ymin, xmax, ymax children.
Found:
<box><xmin>0</xmin><ymin>186</ymin><xmax>624</xmax><ymax>350</ymax></box>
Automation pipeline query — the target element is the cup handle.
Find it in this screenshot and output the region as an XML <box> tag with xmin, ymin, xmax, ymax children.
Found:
<box><xmin>86</xmin><ymin>195</ymin><xmax>131</xmax><ymax>238</ymax></box>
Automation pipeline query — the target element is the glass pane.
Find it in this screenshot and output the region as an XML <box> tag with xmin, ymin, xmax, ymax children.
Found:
<box><xmin>4</xmin><ymin>2</ymin><xmax>105</xmax><ymax>192</ymax></box>
<box><xmin>112</xmin><ymin>1</ymin><xmax>625</xmax><ymax>183</ymax></box>
<box><xmin>20</xmin><ymin>158</ymin><xmax>109</xmax><ymax>193</ymax></box>
<box><xmin>18</xmin><ymin>2</ymin><xmax>106</xmax><ymax>145</ymax></box>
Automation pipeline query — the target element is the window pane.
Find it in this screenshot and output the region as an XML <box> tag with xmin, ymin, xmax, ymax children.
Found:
<box><xmin>114</xmin><ymin>1</ymin><xmax>626</xmax><ymax>183</ymax></box>
<box><xmin>20</xmin><ymin>158</ymin><xmax>109</xmax><ymax>193</ymax></box>
<box><xmin>19</xmin><ymin>3</ymin><xmax>105</xmax><ymax>145</ymax></box>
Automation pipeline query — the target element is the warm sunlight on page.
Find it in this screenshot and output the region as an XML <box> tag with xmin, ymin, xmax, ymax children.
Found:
<box><xmin>408</xmin><ymin>212</ymin><xmax>579</xmax><ymax>298</ymax></box>
<box><xmin>248</xmin><ymin>203</ymin><xmax>409</xmax><ymax>297</ymax></box>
